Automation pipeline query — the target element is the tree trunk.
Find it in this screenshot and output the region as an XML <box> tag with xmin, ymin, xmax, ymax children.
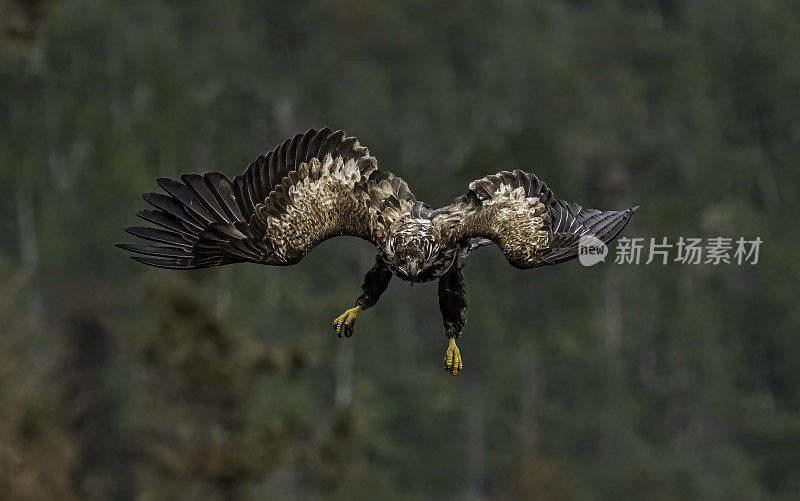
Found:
<box><xmin>465</xmin><ymin>381</ymin><xmax>486</xmax><ymax>499</ymax></box>
<box><xmin>16</xmin><ymin>184</ymin><xmax>43</xmax><ymax>317</ymax></box>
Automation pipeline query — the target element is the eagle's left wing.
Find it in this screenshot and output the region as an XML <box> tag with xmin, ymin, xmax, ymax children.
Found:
<box><xmin>433</xmin><ymin>170</ymin><xmax>637</xmax><ymax>268</ymax></box>
<box><xmin>119</xmin><ymin>128</ymin><xmax>418</xmax><ymax>269</ymax></box>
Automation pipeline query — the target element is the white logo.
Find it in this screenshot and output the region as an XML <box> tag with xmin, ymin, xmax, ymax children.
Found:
<box><xmin>578</xmin><ymin>235</ymin><xmax>607</xmax><ymax>267</ymax></box>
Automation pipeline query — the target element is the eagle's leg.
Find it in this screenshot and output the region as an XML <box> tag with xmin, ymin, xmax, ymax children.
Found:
<box><xmin>438</xmin><ymin>265</ymin><xmax>466</xmax><ymax>375</ymax></box>
<box><xmin>333</xmin><ymin>255</ymin><xmax>392</xmax><ymax>338</ymax></box>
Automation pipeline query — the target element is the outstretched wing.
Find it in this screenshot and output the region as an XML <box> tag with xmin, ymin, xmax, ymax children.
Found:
<box><xmin>118</xmin><ymin>128</ymin><xmax>418</xmax><ymax>269</ymax></box>
<box><xmin>433</xmin><ymin>170</ymin><xmax>637</xmax><ymax>268</ymax></box>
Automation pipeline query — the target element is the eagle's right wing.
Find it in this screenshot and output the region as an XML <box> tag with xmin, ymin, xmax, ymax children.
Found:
<box><xmin>118</xmin><ymin>128</ymin><xmax>417</xmax><ymax>269</ymax></box>
<box><xmin>433</xmin><ymin>170</ymin><xmax>637</xmax><ymax>268</ymax></box>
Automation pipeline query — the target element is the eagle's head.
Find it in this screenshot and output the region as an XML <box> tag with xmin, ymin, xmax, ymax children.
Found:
<box><xmin>385</xmin><ymin>220</ymin><xmax>454</xmax><ymax>282</ymax></box>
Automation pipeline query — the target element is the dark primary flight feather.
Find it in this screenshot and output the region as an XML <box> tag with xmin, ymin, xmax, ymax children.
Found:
<box><xmin>542</xmin><ymin>200</ymin><xmax>638</xmax><ymax>265</ymax></box>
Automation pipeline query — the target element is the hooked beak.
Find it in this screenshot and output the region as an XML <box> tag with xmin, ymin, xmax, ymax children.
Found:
<box><xmin>399</xmin><ymin>265</ymin><xmax>419</xmax><ymax>282</ymax></box>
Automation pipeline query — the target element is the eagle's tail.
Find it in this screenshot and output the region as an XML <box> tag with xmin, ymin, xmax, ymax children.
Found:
<box><xmin>117</xmin><ymin>174</ymin><xmax>260</xmax><ymax>269</ymax></box>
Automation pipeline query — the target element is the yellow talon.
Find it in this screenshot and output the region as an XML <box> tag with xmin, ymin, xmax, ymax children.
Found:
<box><xmin>333</xmin><ymin>306</ymin><xmax>361</xmax><ymax>338</ymax></box>
<box><xmin>443</xmin><ymin>337</ymin><xmax>463</xmax><ymax>375</ymax></box>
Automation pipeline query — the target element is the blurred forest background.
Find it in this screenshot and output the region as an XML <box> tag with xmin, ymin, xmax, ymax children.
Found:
<box><xmin>1</xmin><ymin>0</ymin><xmax>799</xmax><ymax>499</ymax></box>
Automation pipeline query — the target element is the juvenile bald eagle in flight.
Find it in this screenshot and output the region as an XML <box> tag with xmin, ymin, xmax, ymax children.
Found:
<box><xmin>119</xmin><ymin>128</ymin><xmax>637</xmax><ymax>375</ymax></box>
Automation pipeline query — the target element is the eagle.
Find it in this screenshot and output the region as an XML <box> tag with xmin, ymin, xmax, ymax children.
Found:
<box><xmin>118</xmin><ymin>128</ymin><xmax>637</xmax><ymax>375</ymax></box>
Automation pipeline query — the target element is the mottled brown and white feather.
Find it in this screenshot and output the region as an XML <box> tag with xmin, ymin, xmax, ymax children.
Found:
<box><xmin>253</xmin><ymin>155</ymin><xmax>408</xmax><ymax>264</ymax></box>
